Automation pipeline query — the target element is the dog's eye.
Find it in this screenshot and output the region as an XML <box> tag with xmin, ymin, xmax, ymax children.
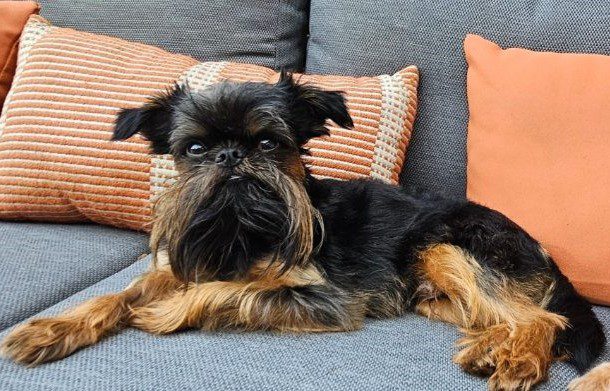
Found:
<box><xmin>259</xmin><ymin>139</ymin><xmax>278</xmax><ymax>151</ymax></box>
<box><xmin>186</xmin><ymin>142</ymin><xmax>206</xmax><ymax>157</ymax></box>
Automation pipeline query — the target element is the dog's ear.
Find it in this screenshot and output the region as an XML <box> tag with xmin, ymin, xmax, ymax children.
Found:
<box><xmin>277</xmin><ymin>71</ymin><xmax>354</xmax><ymax>145</ymax></box>
<box><xmin>112</xmin><ymin>84</ymin><xmax>187</xmax><ymax>154</ymax></box>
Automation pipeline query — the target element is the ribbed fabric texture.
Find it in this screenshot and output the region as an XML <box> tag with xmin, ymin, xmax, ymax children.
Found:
<box><xmin>0</xmin><ymin>16</ymin><xmax>419</xmax><ymax>231</ymax></box>
<box><xmin>0</xmin><ymin>16</ymin><xmax>197</xmax><ymax>230</ymax></box>
<box><xmin>0</xmin><ymin>256</ymin><xmax>608</xmax><ymax>390</ymax></box>
<box><xmin>0</xmin><ymin>222</ymin><xmax>148</xmax><ymax>331</ymax></box>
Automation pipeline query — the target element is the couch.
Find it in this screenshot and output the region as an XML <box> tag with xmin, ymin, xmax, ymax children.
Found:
<box><xmin>1</xmin><ymin>1</ymin><xmax>609</xmax><ymax>389</ymax></box>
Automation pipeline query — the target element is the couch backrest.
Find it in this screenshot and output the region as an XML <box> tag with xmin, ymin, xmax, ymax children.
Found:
<box><xmin>307</xmin><ymin>0</ymin><xmax>610</xmax><ymax>198</ymax></box>
<box><xmin>36</xmin><ymin>0</ymin><xmax>309</xmax><ymax>71</ymax></box>
<box><xmin>32</xmin><ymin>1</ymin><xmax>610</xmax><ymax>198</ymax></box>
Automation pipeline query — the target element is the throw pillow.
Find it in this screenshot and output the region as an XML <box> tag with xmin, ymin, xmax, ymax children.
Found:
<box><xmin>465</xmin><ymin>34</ymin><xmax>610</xmax><ymax>305</ymax></box>
<box><xmin>0</xmin><ymin>16</ymin><xmax>419</xmax><ymax>232</ymax></box>
<box><xmin>0</xmin><ymin>1</ymin><xmax>39</xmax><ymax>109</ymax></box>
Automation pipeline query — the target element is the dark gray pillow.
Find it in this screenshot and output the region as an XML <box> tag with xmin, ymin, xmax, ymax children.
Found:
<box><xmin>37</xmin><ymin>0</ymin><xmax>309</xmax><ymax>71</ymax></box>
<box><xmin>306</xmin><ymin>0</ymin><xmax>610</xmax><ymax>198</ymax></box>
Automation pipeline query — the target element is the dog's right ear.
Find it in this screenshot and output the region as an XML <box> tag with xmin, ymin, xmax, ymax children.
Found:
<box><xmin>112</xmin><ymin>84</ymin><xmax>186</xmax><ymax>154</ymax></box>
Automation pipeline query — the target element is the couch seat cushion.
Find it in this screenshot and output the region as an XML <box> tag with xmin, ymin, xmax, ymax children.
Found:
<box><xmin>1</xmin><ymin>257</ymin><xmax>607</xmax><ymax>390</ymax></box>
<box><xmin>0</xmin><ymin>222</ymin><xmax>148</xmax><ymax>330</ymax></box>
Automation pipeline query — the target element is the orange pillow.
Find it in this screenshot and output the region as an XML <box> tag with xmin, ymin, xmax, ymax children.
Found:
<box><xmin>465</xmin><ymin>34</ymin><xmax>610</xmax><ymax>305</ymax></box>
<box><xmin>0</xmin><ymin>1</ymin><xmax>39</xmax><ymax>109</ymax></box>
<box><xmin>0</xmin><ymin>16</ymin><xmax>419</xmax><ymax>232</ymax></box>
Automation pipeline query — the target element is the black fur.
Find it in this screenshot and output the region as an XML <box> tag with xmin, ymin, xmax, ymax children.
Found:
<box><xmin>112</xmin><ymin>74</ymin><xmax>606</xmax><ymax>373</ymax></box>
<box><xmin>275</xmin><ymin>71</ymin><xmax>353</xmax><ymax>145</ymax></box>
<box><xmin>545</xmin><ymin>273</ymin><xmax>606</xmax><ymax>371</ymax></box>
<box><xmin>308</xmin><ymin>177</ymin><xmax>606</xmax><ymax>372</ymax></box>
<box><xmin>175</xmin><ymin>179</ymin><xmax>292</xmax><ymax>281</ymax></box>
<box><xmin>113</xmin><ymin>84</ymin><xmax>188</xmax><ymax>154</ymax></box>
<box><xmin>113</xmin><ymin>72</ymin><xmax>353</xmax><ymax>154</ymax></box>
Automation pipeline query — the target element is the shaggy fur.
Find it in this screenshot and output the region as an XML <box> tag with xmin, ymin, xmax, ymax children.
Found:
<box><xmin>2</xmin><ymin>73</ymin><xmax>605</xmax><ymax>390</ymax></box>
<box><xmin>569</xmin><ymin>362</ymin><xmax>610</xmax><ymax>390</ymax></box>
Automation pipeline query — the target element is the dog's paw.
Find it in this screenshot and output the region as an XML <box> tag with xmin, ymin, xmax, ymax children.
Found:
<box><xmin>454</xmin><ymin>325</ymin><xmax>509</xmax><ymax>378</ymax></box>
<box><xmin>454</xmin><ymin>345</ymin><xmax>496</xmax><ymax>377</ymax></box>
<box><xmin>487</xmin><ymin>359</ymin><xmax>543</xmax><ymax>391</ymax></box>
<box><xmin>568</xmin><ymin>362</ymin><xmax>610</xmax><ymax>391</ymax></box>
<box><xmin>487</xmin><ymin>348</ymin><xmax>548</xmax><ymax>391</ymax></box>
<box><xmin>1</xmin><ymin>318</ymin><xmax>87</xmax><ymax>366</ymax></box>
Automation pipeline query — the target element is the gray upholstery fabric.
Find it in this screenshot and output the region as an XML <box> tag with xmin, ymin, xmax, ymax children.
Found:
<box><xmin>306</xmin><ymin>0</ymin><xmax>610</xmax><ymax>198</ymax></box>
<box><xmin>35</xmin><ymin>0</ymin><xmax>309</xmax><ymax>71</ymax></box>
<box><xmin>1</xmin><ymin>257</ymin><xmax>608</xmax><ymax>390</ymax></box>
<box><xmin>0</xmin><ymin>222</ymin><xmax>148</xmax><ymax>331</ymax></box>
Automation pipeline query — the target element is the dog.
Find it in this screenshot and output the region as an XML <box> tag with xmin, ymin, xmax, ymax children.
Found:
<box><xmin>2</xmin><ymin>73</ymin><xmax>605</xmax><ymax>390</ymax></box>
<box><xmin>569</xmin><ymin>362</ymin><xmax>610</xmax><ymax>391</ymax></box>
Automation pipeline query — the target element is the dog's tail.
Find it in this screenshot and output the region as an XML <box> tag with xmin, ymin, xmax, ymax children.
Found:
<box><xmin>546</xmin><ymin>272</ymin><xmax>606</xmax><ymax>372</ymax></box>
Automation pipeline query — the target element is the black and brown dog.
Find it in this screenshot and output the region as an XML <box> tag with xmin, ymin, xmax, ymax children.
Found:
<box><xmin>2</xmin><ymin>73</ymin><xmax>605</xmax><ymax>390</ymax></box>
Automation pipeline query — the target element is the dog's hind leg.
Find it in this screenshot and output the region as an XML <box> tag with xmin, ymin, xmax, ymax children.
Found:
<box><xmin>415</xmin><ymin>297</ymin><xmax>466</xmax><ymax>326</ymax></box>
<box><xmin>1</xmin><ymin>263</ymin><xmax>180</xmax><ymax>366</ymax></box>
<box><xmin>416</xmin><ymin>243</ymin><xmax>567</xmax><ymax>391</ymax></box>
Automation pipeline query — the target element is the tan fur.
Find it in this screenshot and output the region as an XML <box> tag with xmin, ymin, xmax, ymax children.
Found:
<box><xmin>130</xmin><ymin>260</ymin><xmax>363</xmax><ymax>334</ymax></box>
<box><xmin>416</xmin><ymin>244</ymin><xmax>567</xmax><ymax>391</ymax></box>
<box><xmin>569</xmin><ymin>362</ymin><xmax>610</xmax><ymax>391</ymax></box>
<box><xmin>258</xmin><ymin>163</ymin><xmax>323</xmax><ymax>266</ymax></box>
<box><xmin>454</xmin><ymin>324</ymin><xmax>511</xmax><ymax>376</ymax></box>
<box><xmin>149</xmin><ymin>167</ymin><xmax>221</xmax><ymax>279</ymax></box>
<box><xmin>239</xmin><ymin>157</ymin><xmax>324</xmax><ymax>269</ymax></box>
<box><xmin>151</xmin><ymin>152</ymin><xmax>320</xmax><ymax>282</ymax></box>
<box><xmin>2</xmin><ymin>150</ymin><xmax>328</xmax><ymax>367</ymax></box>
<box><xmin>417</xmin><ymin>244</ymin><xmax>496</xmax><ymax>327</ymax></box>
<box><xmin>489</xmin><ymin>316</ymin><xmax>566</xmax><ymax>391</ymax></box>
<box><xmin>1</xmin><ymin>267</ymin><xmax>180</xmax><ymax>366</ymax></box>
<box><xmin>247</xmin><ymin>259</ymin><xmax>325</xmax><ymax>286</ymax></box>
<box><xmin>281</xmin><ymin>152</ymin><xmax>307</xmax><ymax>182</ymax></box>
<box><xmin>415</xmin><ymin>298</ymin><xmax>465</xmax><ymax>326</ymax></box>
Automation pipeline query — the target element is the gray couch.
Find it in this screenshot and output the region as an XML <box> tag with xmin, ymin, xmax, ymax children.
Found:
<box><xmin>1</xmin><ymin>1</ymin><xmax>609</xmax><ymax>389</ymax></box>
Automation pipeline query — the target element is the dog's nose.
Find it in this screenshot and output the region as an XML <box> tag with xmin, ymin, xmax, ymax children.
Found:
<box><xmin>215</xmin><ymin>148</ymin><xmax>243</xmax><ymax>167</ymax></box>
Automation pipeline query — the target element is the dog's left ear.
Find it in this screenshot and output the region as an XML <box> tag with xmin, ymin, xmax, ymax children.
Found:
<box><xmin>277</xmin><ymin>71</ymin><xmax>354</xmax><ymax>145</ymax></box>
<box><xmin>112</xmin><ymin>84</ymin><xmax>187</xmax><ymax>154</ymax></box>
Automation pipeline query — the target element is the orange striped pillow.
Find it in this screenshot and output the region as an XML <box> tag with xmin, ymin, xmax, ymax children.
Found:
<box><xmin>0</xmin><ymin>16</ymin><xmax>419</xmax><ymax>232</ymax></box>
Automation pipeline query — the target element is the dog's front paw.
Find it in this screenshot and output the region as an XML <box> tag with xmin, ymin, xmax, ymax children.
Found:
<box><xmin>1</xmin><ymin>318</ymin><xmax>88</xmax><ymax>366</ymax></box>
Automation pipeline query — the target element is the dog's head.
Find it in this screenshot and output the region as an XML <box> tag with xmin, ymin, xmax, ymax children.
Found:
<box><xmin>112</xmin><ymin>73</ymin><xmax>353</xmax><ymax>282</ymax></box>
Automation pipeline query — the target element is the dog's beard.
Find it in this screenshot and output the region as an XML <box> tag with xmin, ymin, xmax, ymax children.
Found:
<box><xmin>150</xmin><ymin>161</ymin><xmax>322</xmax><ymax>282</ymax></box>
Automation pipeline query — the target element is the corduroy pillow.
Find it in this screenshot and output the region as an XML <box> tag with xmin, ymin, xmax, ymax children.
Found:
<box><xmin>465</xmin><ymin>34</ymin><xmax>610</xmax><ymax>305</ymax></box>
<box><xmin>0</xmin><ymin>16</ymin><xmax>419</xmax><ymax>232</ymax></box>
